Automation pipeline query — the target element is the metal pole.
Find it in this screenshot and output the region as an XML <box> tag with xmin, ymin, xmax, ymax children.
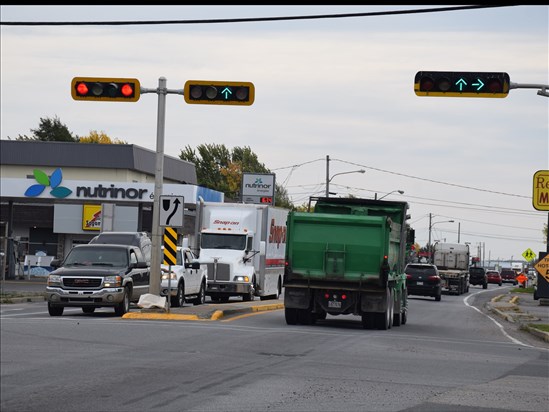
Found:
<box><xmin>428</xmin><ymin>213</ymin><xmax>432</xmax><ymax>264</ymax></box>
<box><xmin>325</xmin><ymin>155</ymin><xmax>330</xmax><ymax>197</ymax></box>
<box><xmin>149</xmin><ymin>77</ymin><xmax>167</xmax><ymax>296</ymax></box>
<box><xmin>458</xmin><ymin>222</ymin><xmax>460</xmax><ymax>243</ymax></box>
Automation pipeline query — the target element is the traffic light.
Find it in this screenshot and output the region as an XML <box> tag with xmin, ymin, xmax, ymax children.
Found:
<box><xmin>414</xmin><ymin>71</ymin><xmax>510</xmax><ymax>98</ymax></box>
<box><xmin>71</xmin><ymin>77</ymin><xmax>141</xmax><ymax>102</ymax></box>
<box><xmin>184</xmin><ymin>80</ymin><xmax>255</xmax><ymax>106</ymax></box>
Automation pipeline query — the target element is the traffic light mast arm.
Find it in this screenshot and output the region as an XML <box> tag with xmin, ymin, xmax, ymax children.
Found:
<box><xmin>509</xmin><ymin>81</ymin><xmax>549</xmax><ymax>98</ymax></box>
<box><xmin>140</xmin><ymin>86</ymin><xmax>184</xmax><ymax>96</ymax></box>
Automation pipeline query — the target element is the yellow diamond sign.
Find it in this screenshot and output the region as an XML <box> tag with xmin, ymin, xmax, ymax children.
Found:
<box><xmin>534</xmin><ymin>255</ymin><xmax>549</xmax><ymax>283</ymax></box>
<box><xmin>522</xmin><ymin>248</ymin><xmax>536</xmax><ymax>262</ymax></box>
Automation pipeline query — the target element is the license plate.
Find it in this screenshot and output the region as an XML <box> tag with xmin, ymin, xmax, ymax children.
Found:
<box><xmin>416</xmin><ymin>281</ymin><xmax>423</xmax><ymax>285</ymax></box>
<box><xmin>328</xmin><ymin>301</ymin><xmax>341</xmax><ymax>308</ymax></box>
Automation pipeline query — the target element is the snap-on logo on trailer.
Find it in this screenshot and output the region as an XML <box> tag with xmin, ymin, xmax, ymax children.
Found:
<box><xmin>269</xmin><ymin>218</ymin><xmax>287</xmax><ymax>248</ymax></box>
<box><xmin>24</xmin><ymin>168</ymin><xmax>72</xmax><ymax>199</ymax></box>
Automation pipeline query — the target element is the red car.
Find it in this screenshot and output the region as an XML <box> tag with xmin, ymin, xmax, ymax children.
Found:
<box><xmin>486</xmin><ymin>270</ymin><xmax>502</xmax><ymax>286</ymax></box>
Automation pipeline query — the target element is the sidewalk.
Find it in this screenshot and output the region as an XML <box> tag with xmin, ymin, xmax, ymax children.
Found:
<box><xmin>487</xmin><ymin>290</ymin><xmax>549</xmax><ymax>343</ymax></box>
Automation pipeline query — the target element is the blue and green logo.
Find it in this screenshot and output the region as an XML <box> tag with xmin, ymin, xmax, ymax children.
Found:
<box><xmin>24</xmin><ymin>168</ymin><xmax>72</xmax><ymax>199</ymax></box>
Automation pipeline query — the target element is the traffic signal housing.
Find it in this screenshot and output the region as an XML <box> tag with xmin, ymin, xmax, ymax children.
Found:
<box><xmin>184</xmin><ymin>80</ymin><xmax>255</xmax><ymax>106</ymax></box>
<box><xmin>414</xmin><ymin>71</ymin><xmax>510</xmax><ymax>98</ymax></box>
<box><xmin>71</xmin><ymin>77</ymin><xmax>141</xmax><ymax>102</ymax></box>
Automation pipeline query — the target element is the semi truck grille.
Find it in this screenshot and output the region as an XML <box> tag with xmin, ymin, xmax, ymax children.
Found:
<box><xmin>63</xmin><ymin>277</ymin><xmax>102</xmax><ymax>288</ymax></box>
<box><xmin>207</xmin><ymin>263</ymin><xmax>231</xmax><ymax>281</ymax></box>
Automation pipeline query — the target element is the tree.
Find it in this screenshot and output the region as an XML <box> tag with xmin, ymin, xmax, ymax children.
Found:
<box><xmin>79</xmin><ymin>130</ymin><xmax>127</xmax><ymax>144</ymax></box>
<box><xmin>11</xmin><ymin>116</ymin><xmax>78</xmax><ymax>142</ymax></box>
<box><xmin>180</xmin><ymin>143</ymin><xmax>294</xmax><ymax>208</ymax></box>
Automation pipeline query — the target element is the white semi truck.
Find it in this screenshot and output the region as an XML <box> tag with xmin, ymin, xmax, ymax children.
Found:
<box><xmin>196</xmin><ymin>200</ymin><xmax>289</xmax><ymax>302</ymax></box>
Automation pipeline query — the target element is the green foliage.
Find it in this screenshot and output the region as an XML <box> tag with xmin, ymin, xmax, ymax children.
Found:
<box><xmin>180</xmin><ymin>143</ymin><xmax>294</xmax><ymax>208</ymax></box>
<box><xmin>12</xmin><ymin>116</ymin><xmax>78</xmax><ymax>142</ymax></box>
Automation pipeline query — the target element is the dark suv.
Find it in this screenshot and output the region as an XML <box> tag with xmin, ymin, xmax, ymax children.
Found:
<box><xmin>500</xmin><ymin>268</ymin><xmax>518</xmax><ymax>285</ymax></box>
<box><xmin>405</xmin><ymin>263</ymin><xmax>442</xmax><ymax>301</ymax></box>
<box><xmin>469</xmin><ymin>266</ymin><xmax>488</xmax><ymax>289</ymax></box>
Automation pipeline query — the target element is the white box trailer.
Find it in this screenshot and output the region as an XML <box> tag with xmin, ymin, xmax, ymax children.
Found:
<box><xmin>197</xmin><ymin>201</ymin><xmax>289</xmax><ymax>302</ymax></box>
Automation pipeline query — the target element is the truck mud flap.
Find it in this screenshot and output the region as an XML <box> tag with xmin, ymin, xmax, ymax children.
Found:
<box><xmin>360</xmin><ymin>291</ymin><xmax>385</xmax><ymax>313</ymax></box>
<box><xmin>284</xmin><ymin>287</ymin><xmax>311</xmax><ymax>309</ymax></box>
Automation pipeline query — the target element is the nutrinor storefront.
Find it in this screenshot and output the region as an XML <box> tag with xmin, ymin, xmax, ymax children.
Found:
<box><xmin>0</xmin><ymin>140</ymin><xmax>223</xmax><ymax>279</ymax></box>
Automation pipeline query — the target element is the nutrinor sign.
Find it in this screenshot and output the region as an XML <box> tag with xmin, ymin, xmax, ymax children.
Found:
<box><xmin>1</xmin><ymin>178</ymin><xmax>223</xmax><ymax>203</ymax></box>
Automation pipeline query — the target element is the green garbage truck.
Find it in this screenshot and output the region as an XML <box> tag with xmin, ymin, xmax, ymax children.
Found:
<box><xmin>283</xmin><ymin>196</ymin><xmax>412</xmax><ymax>330</ymax></box>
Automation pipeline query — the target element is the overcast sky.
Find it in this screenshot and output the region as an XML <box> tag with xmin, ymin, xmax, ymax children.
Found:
<box><xmin>1</xmin><ymin>5</ymin><xmax>548</xmax><ymax>263</ymax></box>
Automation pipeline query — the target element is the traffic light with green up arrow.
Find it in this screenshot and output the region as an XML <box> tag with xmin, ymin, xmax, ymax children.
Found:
<box><xmin>414</xmin><ymin>71</ymin><xmax>510</xmax><ymax>98</ymax></box>
<box><xmin>184</xmin><ymin>80</ymin><xmax>255</xmax><ymax>106</ymax></box>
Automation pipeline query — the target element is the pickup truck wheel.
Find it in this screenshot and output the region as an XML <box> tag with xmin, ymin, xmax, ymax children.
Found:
<box><xmin>82</xmin><ymin>307</ymin><xmax>95</xmax><ymax>314</ymax></box>
<box><xmin>171</xmin><ymin>282</ymin><xmax>184</xmax><ymax>308</ymax></box>
<box><xmin>48</xmin><ymin>303</ymin><xmax>64</xmax><ymax>316</ymax></box>
<box><xmin>193</xmin><ymin>282</ymin><xmax>206</xmax><ymax>306</ymax></box>
<box><xmin>434</xmin><ymin>291</ymin><xmax>442</xmax><ymax>301</ymax></box>
<box><xmin>114</xmin><ymin>287</ymin><xmax>130</xmax><ymax>316</ymax></box>
<box><xmin>483</xmin><ymin>282</ymin><xmax>488</xmax><ymax>289</ymax></box>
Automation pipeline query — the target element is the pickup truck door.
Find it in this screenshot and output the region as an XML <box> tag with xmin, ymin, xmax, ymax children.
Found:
<box><xmin>183</xmin><ymin>250</ymin><xmax>200</xmax><ymax>294</ymax></box>
<box><xmin>129</xmin><ymin>249</ymin><xmax>149</xmax><ymax>298</ymax></box>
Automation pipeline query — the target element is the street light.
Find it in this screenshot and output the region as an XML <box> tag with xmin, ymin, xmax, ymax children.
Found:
<box><xmin>428</xmin><ymin>213</ymin><xmax>454</xmax><ymax>263</ymax></box>
<box><xmin>325</xmin><ymin>169</ymin><xmax>365</xmax><ymax>197</ymax></box>
<box><xmin>377</xmin><ymin>190</ymin><xmax>404</xmax><ymax>200</ymax></box>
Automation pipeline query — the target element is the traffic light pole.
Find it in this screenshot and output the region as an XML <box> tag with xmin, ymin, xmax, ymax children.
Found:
<box><xmin>141</xmin><ymin>77</ymin><xmax>183</xmax><ymax>296</ymax></box>
<box><xmin>509</xmin><ymin>82</ymin><xmax>549</xmax><ymax>98</ymax></box>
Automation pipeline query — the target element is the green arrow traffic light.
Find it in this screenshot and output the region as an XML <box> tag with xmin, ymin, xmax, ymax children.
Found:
<box><xmin>415</xmin><ymin>71</ymin><xmax>510</xmax><ymax>98</ymax></box>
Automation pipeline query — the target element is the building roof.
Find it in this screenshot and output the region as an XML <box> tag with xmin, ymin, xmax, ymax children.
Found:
<box><xmin>0</xmin><ymin>140</ymin><xmax>196</xmax><ymax>184</ymax></box>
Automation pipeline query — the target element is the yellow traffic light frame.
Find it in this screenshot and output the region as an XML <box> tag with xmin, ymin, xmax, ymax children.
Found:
<box><xmin>184</xmin><ymin>80</ymin><xmax>255</xmax><ymax>106</ymax></box>
<box><xmin>71</xmin><ymin>77</ymin><xmax>141</xmax><ymax>102</ymax></box>
<box><xmin>414</xmin><ymin>71</ymin><xmax>510</xmax><ymax>98</ymax></box>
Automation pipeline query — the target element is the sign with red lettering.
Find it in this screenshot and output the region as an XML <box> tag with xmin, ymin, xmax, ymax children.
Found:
<box><xmin>533</xmin><ymin>170</ymin><xmax>549</xmax><ymax>211</ymax></box>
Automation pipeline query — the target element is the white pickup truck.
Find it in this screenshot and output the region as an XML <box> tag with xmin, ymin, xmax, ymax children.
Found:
<box><xmin>160</xmin><ymin>246</ymin><xmax>207</xmax><ymax>307</ymax></box>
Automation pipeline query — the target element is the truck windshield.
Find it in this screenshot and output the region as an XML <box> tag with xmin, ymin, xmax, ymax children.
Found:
<box><xmin>65</xmin><ymin>248</ymin><xmax>128</xmax><ymax>267</ymax></box>
<box><xmin>201</xmin><ymin>233</ymin><xmax>247</xmax><ymax>251</ymax></box>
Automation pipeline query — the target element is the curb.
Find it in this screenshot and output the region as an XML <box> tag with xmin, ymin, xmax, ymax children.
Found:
<box><xmin>0</xmin><ymin>295</ymin><xmax>46</xmax><ymax>304</ymax></box>
<box><xmin>488</xmin><ymin>296</ymin><xmax>549</xmax><ymax>343</ymax></box>
<box><xmin>123</xmin><ymin>303</ymin><xmax>285</xmax><ymax>321</ymax></box>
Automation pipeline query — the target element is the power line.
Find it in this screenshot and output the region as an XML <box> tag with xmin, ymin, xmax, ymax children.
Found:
<box><xmin>0</xmin><ymin>5</ymin><xmax>516</xmax><ymax>26</ymax></box>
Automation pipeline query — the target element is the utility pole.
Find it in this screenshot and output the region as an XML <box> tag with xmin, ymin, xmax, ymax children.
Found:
<box><xmin>325</xmin><ymin>155</ymin><xmax>330</xmax><ymax>197</ymax></box>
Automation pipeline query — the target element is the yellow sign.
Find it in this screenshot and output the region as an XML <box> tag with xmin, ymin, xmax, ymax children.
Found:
<box><xmin>534</xmin><ymin>255</ymin><xmax>549</xmax><ymax>283</ymax></box>
<box><xmin>522</xmin><ymin>248</ymin><xmax>536</xmax><ymax>261</ymax></box>
<box><xmin>163</xmin><ymin>227</ymin><xmax>177</xmax><ymax>266</ymax></box>
<box><xmin>82</xmin><ymin>204</ymin><xmax>101</xmax><ymax>231</ymax></box>
<box><xmin>532</xmin><ymin>170</ymin><xmax>549</xmax><ymax>211</ymax></box>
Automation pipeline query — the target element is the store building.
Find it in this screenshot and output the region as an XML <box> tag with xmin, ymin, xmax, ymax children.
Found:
<box><xmin>0</xmin><ymin>140</ymin><xmax>223</xmax><ymax>279</ymax></box>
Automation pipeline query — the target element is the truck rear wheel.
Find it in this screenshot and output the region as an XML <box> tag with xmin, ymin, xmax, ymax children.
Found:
<box><xmin>297</xmin><ymin>309</ymin><xmax>316</xmax><ymax>325</ymax></box>
<box><xmin>171</xmin><ymin>282</ymin><xmax>185</xmax><ymax>307</ymax></box>
<box><xmin>193</xmin><ymin>281</ymin><xmax>206</xmax><ymax>305</ymax></box>
<box><xmin>375</xmin><ymin>289</ymin><xmax>393</xmax><ymax>330</ymax></box>
<box><xmin>362</xmin><ymin>312</ymin><xmax>375</xmax><ymax>329</ymax></box>
<box><xmin>285</xmin><ymin>308</ymin><xmax>298</xmax><ymax>325</ymax></box>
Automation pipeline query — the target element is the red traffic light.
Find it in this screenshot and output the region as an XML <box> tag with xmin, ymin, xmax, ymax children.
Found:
<box><xmin>71</xmin><ymin>77</ymin><xmax>141</xmax><ymax>102</ymax></box>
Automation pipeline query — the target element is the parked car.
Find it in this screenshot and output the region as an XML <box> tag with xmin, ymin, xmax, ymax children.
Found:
<box><xmin>500</xmin><ymin>268</ymin><xmax>518</xmax><ymax>285</ymax></box>
<box><xmin>486</xmin><ymin>270</ymin><xmax>502</xmax><ymax>286</ymax></box>
<box><xmin>469</xmin><ymin>266</ymin><xmax>488</xmax><ymax>289</ymax></box>
<box><xmin>405</xmin><ymin>263</ymin><xmax>442</xmax><ymax>301</ymax></box>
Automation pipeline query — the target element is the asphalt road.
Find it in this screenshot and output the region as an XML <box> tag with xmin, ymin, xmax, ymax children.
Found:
<box><xmin>1</xmin><ymin>285</ymin><xmax>548</xmax><ymax>411</ymax></box>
